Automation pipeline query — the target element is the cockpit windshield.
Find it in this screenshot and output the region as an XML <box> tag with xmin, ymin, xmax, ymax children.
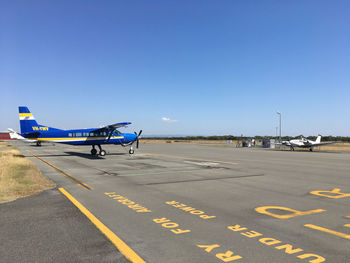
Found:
<box><xmin>113</xmin><ymin>130</ymin><xmax>121</xmax><ymax>136</ymax></box>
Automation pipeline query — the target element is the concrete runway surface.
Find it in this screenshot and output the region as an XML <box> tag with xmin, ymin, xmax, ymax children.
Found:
<box><xmin>15</xmin><ymin>142</ymin><xmax>350</xmax><ymax>262</ymax></box>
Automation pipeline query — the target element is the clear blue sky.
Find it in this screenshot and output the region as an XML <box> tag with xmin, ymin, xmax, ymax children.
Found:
<box><xmin>1</xmin><ymin>0</ymin><xmax>349</xmax><ymax>136</ymax></box>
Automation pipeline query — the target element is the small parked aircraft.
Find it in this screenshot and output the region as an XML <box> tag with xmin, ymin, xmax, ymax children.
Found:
<box><xmin>17</xmin><ymin>106</ymin><xmax>142</xmax><ymax>156</ymax></box>
<box><xmin>282</xmin><ymin>135</ymin><xmax>334</xmax><ymax>151</ymax></box>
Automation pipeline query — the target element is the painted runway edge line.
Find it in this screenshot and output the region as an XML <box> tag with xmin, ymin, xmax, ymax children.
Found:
<box><xmin>58</xmin><ymin>188</ymin><xmax>146</xmax><ymax>263</ymax></box>
<box><xmin>30</xmin><ymin>153</ymin><xmax>93</xmax><ymax>190</ymax></box>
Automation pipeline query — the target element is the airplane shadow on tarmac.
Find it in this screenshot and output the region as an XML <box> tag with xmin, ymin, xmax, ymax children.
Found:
<box><xmin>64</xmin><ymin>151</ymin><xmax>127</xmax><ymax>159</ymax></box>
<box><xmin>27</xmin><ymin>152</ymin><xmax>127</xmax><ymax>160</ymax></box>
<box><xmin>29</xmin><ymin>144</ymin><xmax>56</xmax><ymax>147</ymax></box>
<box><xmin>275</xmin><ymin>149</ymin><xmax>343</xmax><ymax>154</ymax></box>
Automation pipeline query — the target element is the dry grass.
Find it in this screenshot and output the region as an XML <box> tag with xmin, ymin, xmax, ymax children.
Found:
<box><xmin>0</xmin><ymin>143</ymin><xmax>55</xmax><ymax>203</ymax></box>
<box><xmin>318</xmin><ymin>143</ymin><xmax>350</xmax><ymax>152</ymax></box>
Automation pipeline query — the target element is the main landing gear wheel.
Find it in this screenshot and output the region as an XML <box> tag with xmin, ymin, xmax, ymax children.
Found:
<box><xmin>91</xmin><ymin>148</ymin><xmax>97</xmax><ymax>156</ymax></box>
<box><xmin>36</xmin><ymin>141</ymin><xmax>41</xmax><ymax>146</ymax></box>
<box><xmin>129</xmin><ymin>149</ymin><xmax>135</xmax><ymax>154</ymax></box>
<box><xmin>99</xmin><ymin>150</ymin><xmax>106</xmax><ymax>156</ymax></box>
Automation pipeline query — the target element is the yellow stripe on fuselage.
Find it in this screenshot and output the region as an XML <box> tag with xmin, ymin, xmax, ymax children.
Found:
<box><xmin>19</xmin><ymin>113</ymin><xmax>33</xmax><ymax>117</ymax></box>
<box><xmin>37</xmin><ymin>136</ymin><xmax>124</xmax><ymax>141</ymax></box>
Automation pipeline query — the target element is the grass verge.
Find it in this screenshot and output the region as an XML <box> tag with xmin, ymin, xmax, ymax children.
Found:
<box><xmin>0</xmin><ymin>142</ymin><xmax>55</xmax><ymax>203</ymax></box>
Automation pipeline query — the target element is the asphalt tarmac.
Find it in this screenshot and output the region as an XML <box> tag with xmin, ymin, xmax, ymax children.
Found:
<box><xmin>0</xmin><ymin>188</ymin><xmax>129</xmax><ymax>263</ymax></box>
<box><xmin>14</xmin><ymin>142</ymin><xmax>350</xmax><ymax>262</ymax></box>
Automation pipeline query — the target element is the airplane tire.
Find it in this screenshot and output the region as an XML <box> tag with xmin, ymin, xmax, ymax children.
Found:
<box><xmin>100</xmin><ymin>150</ymin><xmax>106</xmax><ymax>156</ymax></box>
<box><xmin>91</xmin><ymin>148</ymin><xmax>97</xmax><ymax>156</ymax></box>
<box><xmin>36</xmin><ymin>142</ymin><xmax>41</xmax><ymax>146</ymax></box>
<box><xmin>129</xmin><ymin>149</ymin><xmax>134</xmax><ymax>154</ymax></box>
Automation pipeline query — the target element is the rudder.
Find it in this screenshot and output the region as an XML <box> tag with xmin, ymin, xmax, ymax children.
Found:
<box><xmin>19</xmin><ymin>106</ymin><xmax>39</xmax><ymax>134</ymax></box>
<box><xmin>315</xmin><ymin>135</ymin><xmax>321</xmax><ymax>144</ymax></box>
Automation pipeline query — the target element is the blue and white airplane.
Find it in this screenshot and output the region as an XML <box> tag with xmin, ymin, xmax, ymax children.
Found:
<box><xmin>17</xmin><ymin>106</ymin><xmax>142</xmax><ymax>156</ymax></box>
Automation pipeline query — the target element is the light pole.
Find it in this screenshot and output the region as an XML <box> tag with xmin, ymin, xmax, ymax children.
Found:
<box><xmin>276</xmin><ymin>112</ymin><xmax>281</xmax><ymax>142</ymax></box>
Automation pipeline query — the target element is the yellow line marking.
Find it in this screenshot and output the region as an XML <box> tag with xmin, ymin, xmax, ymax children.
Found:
<box><xmin>346</xmin><ymin>216</ymin><xmax>350</xmax><ymax>219</ymax></box>
<box><xmin>143</xmin><ymin>153</ymin><xmax>238</xmax><ymax>166</ymax></box>
<box><xmin>304</xmin><ymin>224</ymin><xmax>350</xmax><ymax>240</ymax></box>
<box><xmin>31</xmin><ymin>153</ymin><xmax>93</xmax><ymax>190</ymax></box>
<box><xmin>58</xmin><ymin>188</ymin><xmax>146</xmax><ymax>263</ymax></box>
<box><xmin>19</xmin><ymin>113</ymin><xmax>33</xmax><ymax>117</ymax></box>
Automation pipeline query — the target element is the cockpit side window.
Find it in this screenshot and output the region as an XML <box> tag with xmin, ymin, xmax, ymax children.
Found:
<box><xmin>114</xmin><ymin>130</ymin><xmax>121</xmax><ymax>136</ymax></box>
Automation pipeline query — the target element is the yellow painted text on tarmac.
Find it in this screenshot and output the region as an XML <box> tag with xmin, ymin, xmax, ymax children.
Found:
<box><xmin>165</xmin><ymin>201</ymin><xmax>216</xmax><ymax>220</ymax></box>
<box><xmin>227</xmin><ymin>224</ymin><xmax>325</xmax><ymax>262</ymax></box>
<box><xmin>105</xmin><ymin>192</ymin><xmax>152</xmax><ymax>213</ymax></box>
<box><xmin>197</xmin><ymin>244</ymin><xmax>242</xmax><ymax>262</ymax></box>
<box><xmin>255</xmin><ymin>206</ymin><xmax>325</xmax><ymax>219</ymax></box>
<box><xmin>310</xmin><ymin>188</ymin><xmax>350</xmax><ymax>199</ymax></box>
<box><xmin>153</xmin><ymin>217</ymin><xmax>191</xmax><ymax>235</ymax></box>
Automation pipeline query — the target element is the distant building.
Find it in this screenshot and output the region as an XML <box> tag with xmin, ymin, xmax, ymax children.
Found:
<box><xmin>0</xmin><ymin>131</ymin><xmax>11</xmax><ymax>140</ymax></box>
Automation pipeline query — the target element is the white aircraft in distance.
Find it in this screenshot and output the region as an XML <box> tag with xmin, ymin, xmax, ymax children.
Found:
<box><xmin>282</xmin><ymin>135</ymin><xmax>335</xmax><ymax>151</ymax></box>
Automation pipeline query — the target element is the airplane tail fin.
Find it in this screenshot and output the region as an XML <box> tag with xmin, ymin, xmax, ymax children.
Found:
<box><xmin>315</xmin><ymin>135</ymin><xmax>321</xmax><ymax>144</ymax></box>
<box><xmin>19</xmin><ymin>106</ymin><xmax>61</xmax><ymax>135</ymax></box>
<box><xmin>19</xmin><ymin>106</ymin><xmax>40</xmax><ymax>134</ymax></box>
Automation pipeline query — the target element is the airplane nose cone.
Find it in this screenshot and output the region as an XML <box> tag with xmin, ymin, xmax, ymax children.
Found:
<box><xmin>127</xmin><ymin>134</ymin><xmax>137</xmax><ymax>142</ymax></box>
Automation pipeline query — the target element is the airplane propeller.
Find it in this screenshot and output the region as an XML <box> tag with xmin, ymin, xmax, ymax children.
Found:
<box><xmin>134</xmin><ymin>130</ymin><xmax>143</xmax><ymax>148</ymax></box>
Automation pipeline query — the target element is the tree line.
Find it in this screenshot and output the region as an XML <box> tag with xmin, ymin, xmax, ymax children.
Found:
<box><xmin>143</xmin><ymin>135</ymin><xmax>350</xmax><ymax>142</ymax></box>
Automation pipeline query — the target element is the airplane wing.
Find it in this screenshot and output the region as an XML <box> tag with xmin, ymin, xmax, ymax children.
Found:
<box><xmin>281</xmin><ymin>141</ymin><xmax>291</xmax><ymax>146</ymax></box>
<box><xmin>91</xmin><ymin>122</ymin><xmax>131</xmax><ymax>143</ymax></box>
<box><xmin>92</xmin><ymin>122</ymin><xmax>131</xmax><ymax>132</ymax></box>
<box><xmin>313</xmin><ymin>142</ymin><xmax>337</xmax><ymax>147</ymax></box>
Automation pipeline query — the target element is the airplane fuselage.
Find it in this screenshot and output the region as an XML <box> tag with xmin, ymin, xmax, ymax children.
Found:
<box><xmin>288</xmin><ymin>139</ymin><xmax>314</xmax><ymax>148</ymax></box>
<box><xmin>22</xmin><ymin>127</ymin><xmax>137</xmax><ymax>146</ymax></box>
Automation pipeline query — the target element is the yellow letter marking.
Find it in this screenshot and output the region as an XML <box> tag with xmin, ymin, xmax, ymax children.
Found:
<box><xmin>197</xmin><ymin>245</ymin><xmax>242</xmax><ymax>262</ymax></box>
<box><xmin>297</xmin><ymin>253</ymin><xmax>326</xmax><ymax>263</ymax></box>
<box><xmin>216</xmin><ymin>251</ymin><xmax>242</xmax><ymax>262</ymax></box>
<box><xmin>197</xmin><ymin>244</ymin><xmax>220</xmax><ymax>252</ymax></box>
<box><xmin>310</xmin><ymin>188</ymin><xmax>350</xmax><ymax>199</ymax></box>
<box><xmin>153</xmin><ymin>217</ymin><xmax>191</xmax><ymax>235</ymax></box>
<box><xmin>255</xmin><ymin>206</ymin><xmax>325</xmax><ymax>219</ymax></box>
